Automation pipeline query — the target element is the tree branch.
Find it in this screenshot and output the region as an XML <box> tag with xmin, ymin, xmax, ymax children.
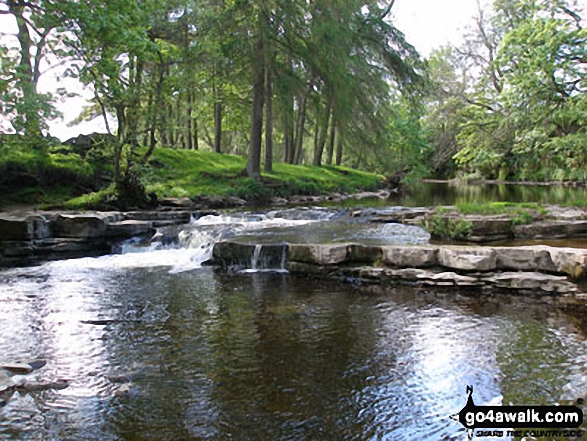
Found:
<box><xmin>380</xmin><ymin>0</ymin><xmax>396</xmax><ymax>20</ymax></box>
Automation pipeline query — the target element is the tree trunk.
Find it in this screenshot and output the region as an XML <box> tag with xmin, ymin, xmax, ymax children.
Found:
<box><xmin>186</xmin><ymin>90</ymin><xmax>193</xmax><ymax>150</ymax></box>
<box><xmin>326</xmin><ymin>113</ymin><xmax>336</xmax><ymax>166</ymax></box>
<box><xmin>264</xmin><ymin>66</ymin><xmax>273</xmax><ymax>173</ymax></box>
<box><xmin>167</xmin><ymin>102</ymin><xmax>175</xmax><ymax>146</ymax></box>
<box><xmin>246</xmin><ymin>35</ymin><xmax>265</xmax><ymax>180</ymax></box>
<box><xmin>336</xmin><ymin>129</ymin><xmax>343</xmax><ymax>166</ymax></box>
<box><xmin>9</xmin><ymin>0</ymin><xmax>40</xmax><ymax>135</ymax></box>
<box><xmin>282</xmin><ymin>95</ymin><xmax>294</xmax><ymax>163</ymax></box>
<box><xmin>193</xmin><ymin>116</ymin><xmax>199</xmax><ymax>150</ymax></box>
<box><xmin>127</xmin><ymin>57</ymin><xmax>143</xmax><ymax>147</ymax></box>
<box><xmin>282</xmin><ymin>55</ymin><xmax>295</xmax><ymax>164</ymax></box>
<box><xmin>176</xmin><ymin>98</ymin><xmax>185</xmax><ymax>149</ymax></box>
<box><xmin>214</xmin><ymin>101</ymin><xmax>223</xmax><ymax>153</ymax></box>
<box><xmin>313</xmin><ymin>95</ymin><xmax>332</xmax><ymax>166</ymax></box>
<box><xmin>293</xmin><ymin>93</ymin><xmax>308</xmax><ymax>165</ymax></box>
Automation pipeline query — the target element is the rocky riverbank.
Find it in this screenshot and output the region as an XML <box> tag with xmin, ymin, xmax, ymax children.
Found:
<box><xmin>1</xmin><ymin>202</ymin><xmax>586</xmax><ymax>270</ymax></box>
<box><xmin>0</xmin><ymin>209</ymin><xmax>209</xmax><ymax>267</ymax></box>
<box><xmin>351</xmin><ymin>205</ymin><xmax>587</xmax><ymax>242</ymax></box>
<box><xmin>211</xmin><ymin>241</ymin><xmax>587</xmax><ymax>298</ymax></box>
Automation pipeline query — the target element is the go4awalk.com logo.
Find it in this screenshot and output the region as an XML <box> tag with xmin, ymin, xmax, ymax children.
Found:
<box><xmin>453</xmin><ymin>386</ymin><xmax>584</xmax><ymax>438</ymax></box>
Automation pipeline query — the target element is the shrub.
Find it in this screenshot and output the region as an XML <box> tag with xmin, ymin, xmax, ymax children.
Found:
<box><xmin>423</xmin><ymin>215</ymin><xmax>473</xmax><ymax>240</ymax></box>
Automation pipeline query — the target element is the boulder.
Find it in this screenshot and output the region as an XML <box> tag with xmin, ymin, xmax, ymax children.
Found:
<box><xmin>53</xmin><ymin>214</ymin><xmax>107</xmax><ymax>238</ymax></box>
<box><xmin>288</xmin><ymin>244</ymin><xmax>350</xmax><ymax>266</ymax></box>
<box><xmin>270</xmin><ymin>197</ymin><xmax>289</xmax><ymax>206</ymax></box>
<box><xmin>427</xmin><ymin>271</ymin><xmax>481</xmax><ymax>286</ymax></box>
<box><xmin>212</xmin><ymin>242</ymin><xmax>287</xmax><ymax>269</ymax></box>
<box><xmin>495</xmin><ymin>246</ymin><xmax>557</xmax><ymax>272</ymax></box>
<box><xmin>565</xmin><ymin>220</ymin><xmax>587</xmax><ymax>237</ymax></box>
<box><xmin>226</xmin><ymin>196</ymin><xmax>248</xmax><ymax>207</ymax></box>
<box><xmin>544</xmin><ymin>205</ymin><xmax>587</xmax><ymax>220</ymax></box>
<box><xmin>466</xmin><ymin>217</ymin><xmax>514</xmax><ymax>242</ymax></box>
<box><xmin>347</xmin><ymin>244</ymin><xmax>383</xmax><ymax>264</ymax></box>
<box><xmin>287</xmin><ymin>243</ymin><xmax>381</xmax><ymax>266</ymax></box>
<box><xmin>437</xmin><ymin>247</ymin><xmax>497</xmax><ymax>271</ymax></box>
<box><xmin>548</xmin><ymin>247</ymin><xmax>587</xmax><ymax>278</ymax></box>
<box><xmin>381</xmin><ymin>245</ymin><xmax>438</xmax><ymax>268</ymax></box>
<box><xmin>353</xmin><ymin>207</ymin><xmax>432</xmax><ymax>223</ymax></box>
<box><xmin>514</xmin><ymin>221</ymin><xmax>570</xmax><ymax>238</ymax></box>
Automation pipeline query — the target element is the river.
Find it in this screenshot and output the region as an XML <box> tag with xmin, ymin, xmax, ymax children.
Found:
<box><xmin>1</xmin><ymin>196</ymin><xmax>587</xmax><ymax>440</ymax></box>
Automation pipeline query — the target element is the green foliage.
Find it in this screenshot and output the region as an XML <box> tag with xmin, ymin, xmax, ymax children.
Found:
<box><xmin>424</xmin><ymin>0</ymin><xmax>587</xmax><ymax>182</ymax></box>
<box><xmin>422</xmin><ymin>215</ymin><xmax>473</xmax><ymax>240</ymax></box>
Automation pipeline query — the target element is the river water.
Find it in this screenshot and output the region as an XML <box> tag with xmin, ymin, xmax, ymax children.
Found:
<box><xmin>1</xmin><ymin>206</ymin><xmax>587</xmax><ymax>440</ymax></box>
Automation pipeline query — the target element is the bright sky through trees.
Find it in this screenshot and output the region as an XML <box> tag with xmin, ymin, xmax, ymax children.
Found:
<box><xmin>2</xmin><ymin>0</ymin><xmax>587</xmax><ymax>140</ymax></box>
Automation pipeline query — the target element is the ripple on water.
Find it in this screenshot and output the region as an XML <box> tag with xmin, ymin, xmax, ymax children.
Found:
<box><xmin>1</xmin><ymin>266</ymin><xmax>587</xmax><ymax>440</ymax></box>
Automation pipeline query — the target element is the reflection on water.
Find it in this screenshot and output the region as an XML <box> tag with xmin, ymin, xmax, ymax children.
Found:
<box><xmin>404</xmin><ymin>182</ymin><xmax>587</xmax><ymax>207</ymax></box>
<box><xmin>1</xmin><ymin>260</ymin><xmax>587</xmax><ymax>440</ymax></box>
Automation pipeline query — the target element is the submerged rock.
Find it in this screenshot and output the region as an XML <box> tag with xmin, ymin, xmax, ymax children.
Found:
<box><xmin>0</xmin><ymin>360</ymin><xmax>67</xmax><ymax>407</ymax></box>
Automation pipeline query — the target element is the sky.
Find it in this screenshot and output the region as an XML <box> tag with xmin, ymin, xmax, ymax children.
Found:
<box><xmin>392</xmin><ymin>0</ymin><xmax>485</xmax><ymax>57</ymax></box>
<box><xmin>2</xmin><ymin>0</ymin><xmax>587</xmax><ymax>139</ymax></box>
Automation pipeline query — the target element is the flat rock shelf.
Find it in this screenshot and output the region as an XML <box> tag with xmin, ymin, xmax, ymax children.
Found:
<box><xmin>211</xmin><ymin>242</ymin><xmax>587</xmax><ymax>298</ymax></box>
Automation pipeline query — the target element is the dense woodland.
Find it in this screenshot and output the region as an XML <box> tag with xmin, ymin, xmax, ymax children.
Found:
<box><xmin>1</xmin><ymin>0</ymin><xmax>586</xmax><ymax>207</ymax></box>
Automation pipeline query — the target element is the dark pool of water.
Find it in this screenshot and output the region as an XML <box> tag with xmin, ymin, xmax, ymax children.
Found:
<box><xmin>1</xmin><ymin>260</ymin><xmax>587</xmax><ymax>440</ymax></box>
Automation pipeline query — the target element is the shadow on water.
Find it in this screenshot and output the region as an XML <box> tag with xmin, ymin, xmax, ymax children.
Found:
<box><xmin>1</xmin><ymin>262</ymin><xmax>587</xmax><ymax>440</ymax></box>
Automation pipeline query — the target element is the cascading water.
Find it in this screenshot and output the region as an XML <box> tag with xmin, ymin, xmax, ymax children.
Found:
<box><xmin>251</xmin><ymin>244</ymin><xmax>262</xmax><ymax>270</ymax></box>
<box><xmin>56</xmin><ymin>207</ymin><xmax>430</xmax><ymax>274</ymax></box>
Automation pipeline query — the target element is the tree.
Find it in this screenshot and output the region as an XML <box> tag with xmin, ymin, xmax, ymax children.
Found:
<box><xmin>1</xmin><ymin>0</ymin><xmax>62</xmax><ymax>137</ymax></box>
<box><xmin>450</xmin><ymin>0</ymin><xmax>587</xmax><ymax>181</ymax></box>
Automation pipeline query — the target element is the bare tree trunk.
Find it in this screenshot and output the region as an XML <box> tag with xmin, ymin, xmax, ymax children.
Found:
<box><xmin>264</xmin><ymin>67</ymin><xmax>273</xmax><ymax>173</ymax></box>
<box><xmin>214</xmin><ymin>101</ymin><xmax>222</xmax><ymax>153</ymax></box>
<box><xmin>283</xmin><ymin>96</ymin><xmax>294</xmax><ymax>163</ymax></box>
<box><xmin>176</xmin><ymin>98</ymin><xmax>185</xmax><ymax>149</ymax></box>
<box><xmin>313</xmin><ymin>94</ymin><xmax>332</xmax><ymax>166</ymax></box>
<box><xmin>186</xmin><ymin>90</ymin><xmax>193</xmax><ymax>150</ymax></box>
<box><xmin>8</xmin><ymin>0</ymin><xmax>41</xmax><ymax>135</ymax></box>
<box><xmin>142</xmin><ymin>52</ymin><xmax>165</xmax><ymax>165</ymax></box>
<box><xmin>246</xmin><ymin>34</ymin><xmax>265</xmax><ymax>180</ymax></box>
<box><xmin>193</xmin><ymin>116</ymin><xmax>199</xmax><ymax>150</ymax></box>
<box><xmin>335</xmin><ymin>129</ymin><xmax>343</xmax><ymax>166</ymax></box>
<box><xmin>293</xmin><ymin>93</ymin><xmax>308</xmax><ymax>165</ymax></box>
<box><xmin>326</xmin><ymin>112</ymin><xmax>336</xmax><ymax>165</ymax></box>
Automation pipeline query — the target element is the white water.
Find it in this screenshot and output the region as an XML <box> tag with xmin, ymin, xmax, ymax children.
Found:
<box><xmin>46</xmin><ymin>210</ymin><xmax>337</xmax><ymax>274</ymax></box>
<box><xmin>45</xmin><ymin>208</ymin><xmax>431</xmax><ymax>274</ymax></box>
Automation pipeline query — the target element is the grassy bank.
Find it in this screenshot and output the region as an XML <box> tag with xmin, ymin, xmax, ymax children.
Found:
<box><xmin>145</xmin><ymin>148</ymin><xmax>382</xmax><ymax>200</ymax></box>
<box><xmin>0</xmin><ymin>144</ymin><xmax>384</xmax><ymax>209</ymax></box>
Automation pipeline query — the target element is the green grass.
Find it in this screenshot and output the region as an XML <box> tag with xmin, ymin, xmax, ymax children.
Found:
<box><xmin>454</xmin><ymin>201</ymin><xmax>547</xmax><ymax>216</ymax></box>
<box><xmin>143</xmin><ymin>147</ymin><xmax>383</xmax><ymax>202</ymax></box>
<box><xmin>451</xmin><ymin>202</ymin><xmax>546</xmax><ymax>226</ymax></box>
<box><xmin>0</xmin><ymin>142</ymin><xmax>97</xmax><ymax>206</ymax></box>
<box><xmin>0</xmin><ymin>142</ymin><xmax>384</xmax><ymax>209</ymax></box>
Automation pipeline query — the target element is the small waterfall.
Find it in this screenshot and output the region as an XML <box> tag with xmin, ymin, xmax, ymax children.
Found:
<box><xmin>251</xmin><ymin>244</ymin><xmax>262</xmax><ymax>270</ymax></box>
<box><xmin>280</xmin><ymin>244</ymin><xmax>287</xmax><ymax>270</ymax></box>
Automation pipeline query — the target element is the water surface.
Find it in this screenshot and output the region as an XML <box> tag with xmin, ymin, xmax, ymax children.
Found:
<box><xmin>1</xmin><ymin>260</ymin><xmax>586</xmax><ymax>440</ymax></box>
